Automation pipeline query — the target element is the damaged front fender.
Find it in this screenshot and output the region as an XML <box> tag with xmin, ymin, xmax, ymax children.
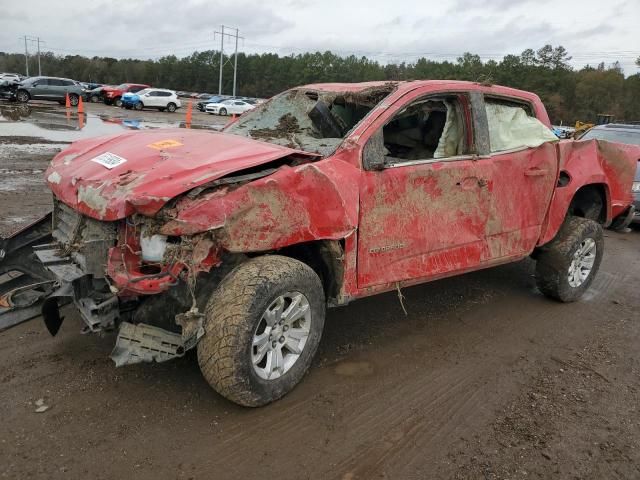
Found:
<box><xmin>160</xmin><ymin>159</ymin><xmax>360</xmax><ymax>252</ymax></box>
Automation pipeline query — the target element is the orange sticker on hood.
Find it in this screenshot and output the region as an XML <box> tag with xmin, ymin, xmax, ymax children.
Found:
<box><xmin>147</xmin><ymin>139</ymin><xmax>183</xmax><ymax>150</ymax></box>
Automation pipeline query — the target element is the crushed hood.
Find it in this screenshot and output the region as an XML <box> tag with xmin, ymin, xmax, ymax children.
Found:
<box><xmin>45</xmin><ymin>128</ymin><xmax>318</xmax><ymax>220</ymax></box>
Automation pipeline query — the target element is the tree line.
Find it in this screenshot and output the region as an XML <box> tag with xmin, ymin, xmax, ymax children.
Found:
<box><xmin>1</xmin><ymin>45</ymin><xmax>639</xmax><ymax>125</ymax></box>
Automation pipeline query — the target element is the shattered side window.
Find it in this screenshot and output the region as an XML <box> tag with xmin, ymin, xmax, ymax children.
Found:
<box><xmin>485</xmin><ymin>100</ymin><xmax>558</xmax><ymax>153</ymax></box>
<box><xmin>382</xmin><ymin>96</ymin><xmax>467</xmax><ymax>163</ymax></box>
<box><xmin>225</xmin><ymin>85</ymin><xmax>396</xmax><ymax>156</ymax></box>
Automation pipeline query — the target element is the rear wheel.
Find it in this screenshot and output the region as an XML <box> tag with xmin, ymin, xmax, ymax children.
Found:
<box><xmin>197</xmin><ymin>256</ymin><xmax>325</xmax><ymax>407</ymax></box>
<box><xmin>114</xmin><ymin>97</ymin><xmax>123</xmax><ymax>107</ymax></box>
<box><xmin>219</xmin><ymin>107</ymin><xmax>227</xmax><ymax>116</ymax></box>
<box><xmin>166</xmin><ymin>102</ymin><xmax>177</xmax><ymax>113</ymax></box>
<box><xmin>535</xmin><ymin>217</ymin><xmax>604</xmax><ymax>302</ymax></box>
<box><xmin>16</xmin><ymin>90</ymin><xmax>30</xmax><ymax>103</ymax></box>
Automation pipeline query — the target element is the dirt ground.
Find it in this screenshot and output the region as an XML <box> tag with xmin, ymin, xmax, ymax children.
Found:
<box><xmin>1</xmin><ymin>101</ymin><xmax>639</xmax><ymax>479</ymax></box>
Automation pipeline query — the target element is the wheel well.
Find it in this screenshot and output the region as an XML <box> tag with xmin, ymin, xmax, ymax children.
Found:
<box><xmin>275</xmin><ymin>240</ymin><xmax>345</xmax><ymax>302</ymax></box>
<box><xmin>568</xmin><ymin>184</ymin><xmax>607</xmax><ymax>224</ymax></box>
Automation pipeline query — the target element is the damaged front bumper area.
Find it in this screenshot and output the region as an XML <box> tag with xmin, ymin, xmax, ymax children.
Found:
<box><xmin>33</xmin><ymin>200</ymin><xmax>215</xmax><ymax>367</ymax></box>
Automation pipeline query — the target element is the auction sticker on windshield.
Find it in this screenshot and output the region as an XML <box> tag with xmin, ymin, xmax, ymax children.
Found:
<box><xmin>90</xmin><ymin>152</ymin><xmax>128</xmax><ymax>169</ymax></box>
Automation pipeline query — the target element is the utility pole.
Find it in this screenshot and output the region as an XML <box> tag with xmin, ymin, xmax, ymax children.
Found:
<box><xmin>22</xmin><ymin>36</ymin><xmax>29</xmax><ymax>76</ymax></box>
<box><xmin>37</xmin><ymin>37</ymin><xmax>42</xmax><ymax>75</ymax></box>
<box><xmin>218</xmin><ymin>25</ymin><xmax>224</xmax><ymax>95</ymax></box>
<box><xmin>214</xmin><ymin>26</ymin><xmax>244</xmax><ymax>96</ymax></box>
<box><xmin>232</xmin><ymin>27</ymin><xmax>239</xmax><ymax>96</ymax></box>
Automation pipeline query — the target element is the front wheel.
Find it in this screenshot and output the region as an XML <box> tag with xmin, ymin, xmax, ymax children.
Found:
<box><xmin>219</xmin><ymin>107</ymin><xmax>227</xmax><ymax>116</ymax></box>
<box><xmin>114</xmin><ymin>97</ymin><xmax>123</xmax><ymax>107</ymax></box>
<box><xmin>90</xmin><ymin>95</ymin><xmax>100</xmax><ymax>103</ymax></box>
<box><xmin>134</xmin><ymin>102</ymin><xmax>143</xmax><ymax>111</ymax></box>
<box><xmin>197</xmin><ymin>256</ymin><xmax>325</xmax><ymax>407</ymax></box>
<box><xmin>68</xmin><ymin>94</ymin><xmax>79</xmax><ymax>106</ymax></box>
<box><xmin>16</xmin><ymin>90</ymin><xmax>30</xmax><ymax>103</ymax></box>
<box><xmin>166</xmin><ymin>102</ymin><xmax>177</xmax><ymax>113</ymax></box>
<box><xmin>535</xmin><ymin>217</ymin><xmax>604</xmax><ymax>302</ymax></box>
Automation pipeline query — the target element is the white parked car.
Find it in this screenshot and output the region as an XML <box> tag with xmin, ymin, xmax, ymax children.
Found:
<box><xmin>0</xmin><ymin>73</ymin><xmax>21</xmax><ymax>83</ymax></box>
<box><xmin>124</xmin><ymin>88</ymin><xmax>181</xmax><ymax>112</ymax></box>
<box><xmin>205</xmin><ymin>99</ymin><xmax>256</xmax><ymax>116</ymax></box>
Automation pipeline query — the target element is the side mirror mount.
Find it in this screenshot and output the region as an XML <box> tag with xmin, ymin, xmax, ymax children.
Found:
<box><xmin>362</xmin><ymin>129</ymin><xmax>386</xmax><ymax>171</ymax></box>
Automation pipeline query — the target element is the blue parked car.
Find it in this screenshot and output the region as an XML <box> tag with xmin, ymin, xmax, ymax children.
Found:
<box><xmin>121</xmin><ymin>91</ymin><xmax>143</xmax><ymax>110</ymax></box>
<box><xmin>120</xmin><ymin>88</ymin><xmax>181</xmax><ymax>112</ymax></box>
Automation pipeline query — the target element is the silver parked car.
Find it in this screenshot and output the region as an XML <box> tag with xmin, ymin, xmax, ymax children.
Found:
<box><xmin>15</xmin><ymin>76</ymin><xmax>84</xmax><ymax>106</ymax></box>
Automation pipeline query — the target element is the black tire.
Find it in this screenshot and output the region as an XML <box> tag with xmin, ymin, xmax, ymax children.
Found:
<box><xmin>219</xmin><ymin>107</ymin><xmax>227</xmax><ymax>116</ymax></box>
<box><xmin>68</xmin><ymin>94</ymin><xmax>79</xmax><ymax>106</ymax></box>
<box><xmin>197</xmin><ymin>255</ymin><xmax>325</xmax><ymax>407</ymax></box>
<box><xmin>114</xmin><ymin>97</ymin><xmax>123</xmax><ymax>107</ymax></box>
<box><xmin>90</xmin><ymin>95</ymin><xmax>100</xmax><ymax>103</ymax></box>
<box><xmin>166</xmin><ymin>102</ymin><xmax>177</xmax><ymax>113</ymax></box>
<box><xmin>16</xmin><ymin>90</ymin><xmax>30</xmax><ymax>103</ymax></box>
<box><xmin>535</xmin><ymin>216</ymin><xmax>604</xmax><ymax>302</ymax></box>
<box><xmin>134</xmin><ymin>102</ymin><xmax>143</xmax><ymax>111</ymax></box>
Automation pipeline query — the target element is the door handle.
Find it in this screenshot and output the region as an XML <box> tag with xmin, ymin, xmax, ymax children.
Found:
<box><xmin>525</xmin><ymin>167</ymin><xmax>549</xmax><ymax>176</ymax></box>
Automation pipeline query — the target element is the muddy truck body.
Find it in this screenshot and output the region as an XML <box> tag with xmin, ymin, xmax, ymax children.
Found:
<box><xmin>1</xmin><ymin>81</ymin><xmax>637</xmax><ymax>406</ymax></box>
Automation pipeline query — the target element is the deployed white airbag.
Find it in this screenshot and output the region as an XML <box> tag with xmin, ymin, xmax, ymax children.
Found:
<box><xmin>486</xmin><ymin>103</ymin><xmax>558</xmax><ymax>153</ymax></box>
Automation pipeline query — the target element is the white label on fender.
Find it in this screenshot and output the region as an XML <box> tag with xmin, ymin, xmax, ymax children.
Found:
<box><xmin>90</xmin><ymin>152</ymin><xmax>127</xmax><ymax>169</ymax></box>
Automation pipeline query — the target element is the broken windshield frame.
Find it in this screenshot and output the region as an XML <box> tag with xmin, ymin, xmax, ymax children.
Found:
<box><xmin>224</xmin><ymin>84</ymin><xmax>397</xmax><ymax>156</ymax></box>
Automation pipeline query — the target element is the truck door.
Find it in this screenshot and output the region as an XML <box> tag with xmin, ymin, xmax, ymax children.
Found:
<box><xmin>356</xmin><ymin>92</ymin><xmax>492</xmax><ymax>289</ymax></box>
<box><xmin>478</xmin><ymin>97</ymin><xmax>559</xmax><ymax>260</ymax></box>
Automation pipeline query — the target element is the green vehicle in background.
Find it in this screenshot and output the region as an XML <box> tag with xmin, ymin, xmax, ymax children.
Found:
<box><xmin>15</xmin><ymin>76</ymin><xmax>84</xmax><ymax>106</ymax></box>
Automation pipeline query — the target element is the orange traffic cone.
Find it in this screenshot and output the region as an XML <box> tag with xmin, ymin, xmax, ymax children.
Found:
<box><xmin>77</xmin><ymin>96</ymin><xmax>84</xmax><ymax>114</ymax></box>
<box><xmin>78</xmin><ymin>112</ymin><xmax>85</xmax><ymax>130</ymax></box>
<box><xmin>185</xmin><ymin>100</ymin><xmax>193</xmax><ymax>127</ymax></box>
<box><xmin>65</xmin><ymin>93</ymin><xmax>71</xmax><ymax>109</ymax></box>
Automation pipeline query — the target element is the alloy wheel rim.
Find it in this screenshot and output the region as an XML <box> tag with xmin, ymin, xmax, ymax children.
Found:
<box><xmin>251</xmin><ymin>291</ymin><xmax>311</xmax><ymax>380</ymax></box>
<box><xmin>568</xmin><ymin>238</ymin><xmax>596</xmax><ymax>287</ymax></box>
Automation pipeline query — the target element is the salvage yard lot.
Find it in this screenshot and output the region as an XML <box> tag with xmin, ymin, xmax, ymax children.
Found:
<box><xmin>1</xmin><ymin>100</ymin><xmax>639</xmax><ymax>479</ymax></box>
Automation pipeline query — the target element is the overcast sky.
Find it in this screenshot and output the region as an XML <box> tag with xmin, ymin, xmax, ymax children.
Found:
<box><xmin>2</xmin><ymin>0</ymin><xmax>639</xmax><ymax>73</ymax></box>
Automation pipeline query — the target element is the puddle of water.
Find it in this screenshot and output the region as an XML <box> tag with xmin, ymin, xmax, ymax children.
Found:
<box><xmin>0</xmin><ymin>104</ymin><xmax>221</xmax><ymax>143</ymax></box>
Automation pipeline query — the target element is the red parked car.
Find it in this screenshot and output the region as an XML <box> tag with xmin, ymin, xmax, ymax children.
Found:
<box><xmin>1</xmin><ymin>80</ymin><xmax>637</xmax><ymax>407</ymax></box>
<box><xmin>102</xmin><ymin>83</ymin><xmax>149</xmax><ymax>106</ymax></box>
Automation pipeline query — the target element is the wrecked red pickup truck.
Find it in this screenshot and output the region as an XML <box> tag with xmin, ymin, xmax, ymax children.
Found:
<box><xmin>1</xmin><ymin>80</ymin><xmax>638</xmax><ymax>406</ymax></box>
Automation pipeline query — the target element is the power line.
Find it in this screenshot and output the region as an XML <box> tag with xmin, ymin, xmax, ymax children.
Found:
<box><xmin>214</xmin><ymin>26</ymin><xmax>244</xmax><ymax>95</ymax></box>
<box><xmin>19</xmin><ymin>36</ymin><xmax>45</xmax><ymax>76</ymax></box>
